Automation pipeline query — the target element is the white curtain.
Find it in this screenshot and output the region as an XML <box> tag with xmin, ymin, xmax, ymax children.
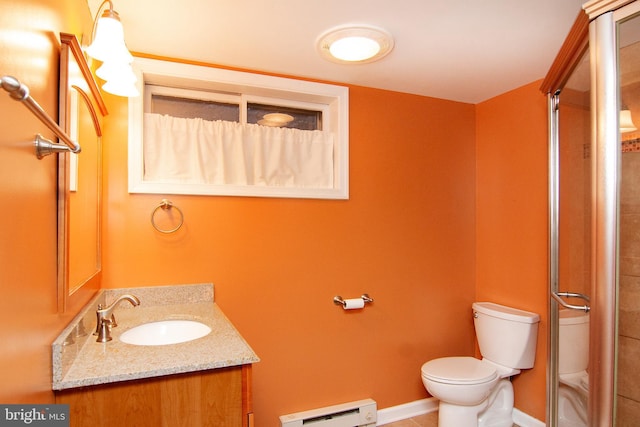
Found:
<box><xmin>143</xmin><ymin>113</ymin><xmax>334</xmax><ymax>188</ymax></box>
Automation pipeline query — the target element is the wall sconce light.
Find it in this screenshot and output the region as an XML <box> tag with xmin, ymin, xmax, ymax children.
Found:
<box><xmin>620</xmin><ymin>109</ymin><xmax>637</xmax><ymax>133</ymax></box>
<box><xmin>86</xmin><ymin>0</ymin><xmax>138</xmax><ymax>97</ymax></box>
<box><xmin>317</xmin><ymin>25</ymin><xmax>394</xmax><ymax>64</ymax></box>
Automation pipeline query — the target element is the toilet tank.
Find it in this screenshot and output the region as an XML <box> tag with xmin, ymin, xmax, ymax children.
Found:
<box><xmin>473</xmin><ymin>302</ymin><xmax>540</xmax><ymax>369</ymax></box>
<box><xmin>559</xmin><ymin>309</ymin><xmax>589</xmax><ymax>374</ymax></box>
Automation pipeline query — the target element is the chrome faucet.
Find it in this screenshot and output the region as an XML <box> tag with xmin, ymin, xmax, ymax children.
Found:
<box><xmin>94</xmin><ymin>294</ymin><xmax>141</xmax><ymax>343</ymax></box>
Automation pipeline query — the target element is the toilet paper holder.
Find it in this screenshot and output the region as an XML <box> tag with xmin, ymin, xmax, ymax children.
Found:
<box><xmin>333</xmin><ymin>294</ymin><xmax>374</xmax><ymax>308</ymax></box>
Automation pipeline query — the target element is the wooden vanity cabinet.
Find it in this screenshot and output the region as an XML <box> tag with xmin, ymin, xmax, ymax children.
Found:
<box><xmin>55</xmin><ymin>365</ymin><xmax>253</xmax><ymax>427</ymax></box>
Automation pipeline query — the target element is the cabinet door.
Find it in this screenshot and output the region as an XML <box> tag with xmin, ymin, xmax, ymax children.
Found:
<box><xmin>56</xmin><ymin>367</ymin><xmax>244</xmax><ymax>427</ymax></box>
<box><xmin>242</xmin><ymin>364</ymin><xmax>253</xmax><ymax>427</ymax></box>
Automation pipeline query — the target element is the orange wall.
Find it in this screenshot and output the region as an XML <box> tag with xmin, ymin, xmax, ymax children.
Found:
<box><xmin>0</xmin><ymin>0</ymin><xmax>93</xmax><ymax>402</ymax></box>
<box><xmin>0</xmin><ymin>1</ymin><xmax>551</xmax><ymax>423</ymax></box>
<box><xmin>101</xmin><ymin>81</ymin><xmax>478</xmax><ymax>424</ymax></box>
<box><xmin>475</xmin><ymin>81</ymin><xmax>549</xmax><ymax>421</ymax></box>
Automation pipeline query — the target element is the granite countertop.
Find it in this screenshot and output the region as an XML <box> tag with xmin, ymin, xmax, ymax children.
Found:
<box><xmin>52</xmin><ymin>283</ymin><xmax>259</xmax><ymax>390</ymax></box>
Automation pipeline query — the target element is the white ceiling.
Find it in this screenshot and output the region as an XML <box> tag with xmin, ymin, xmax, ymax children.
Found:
<box><xmin>88</xmin><ymin>0</ymin><xmax>586</xmax><ymax>104</ymax></box>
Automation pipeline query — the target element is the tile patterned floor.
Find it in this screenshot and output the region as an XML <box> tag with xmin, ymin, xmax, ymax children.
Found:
<box><xmin>381</xmin><ymin>411</ymin><xmax>519</xmax><ymax>427</ymax></box>
<box><xmin>381</xmin><ymin>412</ymin><xmax>438</xmax><ymax>427</ymax></box>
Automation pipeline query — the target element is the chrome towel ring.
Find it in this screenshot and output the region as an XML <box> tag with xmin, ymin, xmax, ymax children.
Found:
<box><xmin>151</xmin><ymin>199</ymin><xmax>184</xmax><ymax>234</ymax></box>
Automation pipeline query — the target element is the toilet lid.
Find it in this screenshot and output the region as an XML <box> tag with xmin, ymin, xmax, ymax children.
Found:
<box><xmin>421</xmin><ymin>357</ymin><xmax>498</xmax><ymax>385</ymax></box>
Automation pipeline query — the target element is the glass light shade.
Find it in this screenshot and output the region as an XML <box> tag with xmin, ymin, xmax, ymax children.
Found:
<box><xmin>317</xmin><ymin>25</ymin><xmax>394</xmax><ymax>64</ymax></box>
<box><xmin>96</xmin><ymin>60</ymin><xmax>137</xmax><ymax>84</ymax></box>
<box><xmin>86</xmin><ymin>11</ymin><xmax>133</xmax><ymax>63</ymax></box>
<box><xmin>329</xmin><ymin>37</ymin><xmax>381</xmax><ymax>62</ymax></box>
<box><xmin>102</xmin><ymin>79</ymin><xmax>139</xmax><ymax>97</ymax></box>
<box><xmin>620</xmin><ymin>109</ymin><xmax>637</xmax><ymax>133</ymax></box>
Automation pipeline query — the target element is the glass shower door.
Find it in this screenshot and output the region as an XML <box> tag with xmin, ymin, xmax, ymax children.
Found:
<box><xmin>615</xmin><ymin>7</ymin><xmax>640</xmax><ymax>424</ymax></box>
<box><xmin>549</xmin><ymin>2</ymin><xmax>640</xmax><ymax>425</ymax></box>
<box><xmin>550</xmin><ymin>47</ymin><xmax>592</xmax><ymax>427</ymax></box>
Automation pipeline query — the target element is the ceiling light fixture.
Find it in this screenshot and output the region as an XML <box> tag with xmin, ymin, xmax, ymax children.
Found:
<box><xmin>258</xmin><ymin>113</ymin><xmax>294</xmax><ymax>127</ymax></box>
<box><xmin>317</xmin><ymin>25</ymin><xmax>394</xmax><ymax>64</ymax></box>
<box><xmin>85</xmin><ymin>0</ymin><xmax>138</xmax><ymax>97</ymax></box>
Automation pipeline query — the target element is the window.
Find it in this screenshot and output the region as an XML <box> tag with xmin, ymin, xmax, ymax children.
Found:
<box><xmin>128</xmin><ymin>57</ymin><xmax>349</xmax><ymax>199</ymax></box>
<box><xmin>149</xmin><ymin>89</ymin><xmax>240</xmax><ymax>122</ymax></box>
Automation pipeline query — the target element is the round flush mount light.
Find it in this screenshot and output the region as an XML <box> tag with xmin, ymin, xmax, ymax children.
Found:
<box><xmin>317</xmin><ymin>25</ymin><xmax>394</xmax><ymax>64</ymax></box>
<box><xmin>258</xmin><ymin>113</ymin><xmax>294</xmax><ymax>127</ymax></box>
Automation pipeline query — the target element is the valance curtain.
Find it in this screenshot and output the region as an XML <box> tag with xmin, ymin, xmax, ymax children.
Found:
<box><xmin>143</xmin><ymin>113</ymin><xmax>334</xmax><ymax>188</ymax></box>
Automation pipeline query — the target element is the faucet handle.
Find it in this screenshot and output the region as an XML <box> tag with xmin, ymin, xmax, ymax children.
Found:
<box><xmin>93</xmin><ymin>304</ymin><xmax>117</xmax><ymax>335</ymax></box>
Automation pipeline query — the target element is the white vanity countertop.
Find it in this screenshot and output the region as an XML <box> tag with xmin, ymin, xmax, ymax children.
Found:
<box><xmin>52</xmin><ymin>284</ymin><xmax>259</xmax><ymax>390</ymax></box>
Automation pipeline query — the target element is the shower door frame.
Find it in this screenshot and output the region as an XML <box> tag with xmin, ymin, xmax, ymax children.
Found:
<box><xmin>588</xmin><ymin>10</ymin><xmax>619</xmax><ymax>426</ymax></box>
<box><xmin>588</xmin><ymin>1</ymin><xmax>640</xmax><ymax>424</ymax></box>
<box><xmin>542</xmin><ymin>9</ymin><xmax>590</xmax><ymax>426</ymax></box>
<box><xmin>545</xmin><ymin>1</ymin><xmax>639</xmax><ymax>425</ymax></box>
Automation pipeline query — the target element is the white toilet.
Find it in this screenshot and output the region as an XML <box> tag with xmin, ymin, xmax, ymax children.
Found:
<box><xmin>421</xmin><ymin>302</ymin><xmax>540</xmax><ymax>427</ymax></box>
<box><xmin>558</xmin><ymin>309</ymin><xmax>589</xmax><ymax>427</ymax></box>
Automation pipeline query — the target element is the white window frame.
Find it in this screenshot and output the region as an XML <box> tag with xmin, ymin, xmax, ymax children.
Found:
<box><xmin>145</xmin><ymin>85</ymin><xmax>242</xmax><ymax>121</ymax></box>
<box><xmin>128</xmin><ymin>57</ymin><xmax>349</xmax><ymax>199</ymax></box>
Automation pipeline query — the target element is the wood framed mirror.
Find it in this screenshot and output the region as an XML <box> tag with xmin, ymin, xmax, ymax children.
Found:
<box><xmin>57</xmin><ymin>33</ymin><xmax>107</xmax><ymax>313</ymax></box>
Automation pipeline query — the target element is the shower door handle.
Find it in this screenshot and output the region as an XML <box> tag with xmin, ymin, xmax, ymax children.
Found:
<box><xmin>551</xmin><ymin>291</ymin><xmax>590</xmax><ymax>312</ymax></box>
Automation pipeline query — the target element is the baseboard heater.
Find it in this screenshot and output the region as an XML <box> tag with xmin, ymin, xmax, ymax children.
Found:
<box><xmin>280</xmin><ymin>398</ymin><xmax>377</xmax><ymax>427</ymax></box>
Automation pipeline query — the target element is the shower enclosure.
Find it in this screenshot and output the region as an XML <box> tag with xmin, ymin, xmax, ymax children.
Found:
<box><xmin>544</xmin><ymin>1</ymin><xmax>640</xmax><ymax>425</ymax></box>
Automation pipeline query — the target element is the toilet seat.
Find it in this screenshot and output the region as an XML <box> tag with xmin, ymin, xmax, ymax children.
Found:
<box><xmin>421</xmin><ymin>356</ymin><xmax>498</xmax><ymax>385</ymax></box>
<box><xmin>559</xmin><ymin>370</ymin><xmax>589</xmax><ymax>395</ymax></box>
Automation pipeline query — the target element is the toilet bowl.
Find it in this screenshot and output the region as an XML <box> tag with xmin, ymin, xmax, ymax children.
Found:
<box><xmin>421</xmin><ymin>357</ymin><xmax>499</xmax><ymax>406</ymax></box>
<box><xmin>558</xmin><ymin>372</ymin><xmax>588</xmax><ymax>427</ymax></box>
<box><xmin>421</xmin><ymin>302</ymin><xmax>540</xmax><ymax>427</ymax></box>
<box><xmin>421</xmin><ymin>357</ymin><xmax>513</xmax><ymax>427</ymax></box>
<box><xmin>558</xmin><ymin>309</ymin><xmax>589</xmax><ymax>427</ymax></box>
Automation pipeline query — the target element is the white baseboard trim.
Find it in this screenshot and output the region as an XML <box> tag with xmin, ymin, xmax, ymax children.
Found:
<box><xmin>512</xmin><ymin>408</ymin><xmax>545</xmax><ymax>427</ymax></box>
<box><xmin>376</xmin><ymin>399</ymin><xmax>545</xmax><ymax>427</ymax></box>
<box><xmin>376</xmin><ymin>398</ymin><xmax>438</xmax><ymax>425</ymax></box>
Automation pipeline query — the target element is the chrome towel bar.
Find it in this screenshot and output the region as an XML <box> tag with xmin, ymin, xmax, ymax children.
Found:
<box><xmin>1</xmin><ymin>75</ymin><xmax>81</xmax><ymax>155</ymax></box>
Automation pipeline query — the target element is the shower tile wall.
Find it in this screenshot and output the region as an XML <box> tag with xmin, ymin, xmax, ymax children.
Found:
<box><xmin>618</xmin><ymin>148</ymin><xmax>640</xmax><ymax>423</ymax></box>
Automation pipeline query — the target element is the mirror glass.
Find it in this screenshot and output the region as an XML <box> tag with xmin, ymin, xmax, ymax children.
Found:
<box><xmin>58</xmin><ymin>33</ymin><xmax>107</xmax><ymax>313</ymax></box>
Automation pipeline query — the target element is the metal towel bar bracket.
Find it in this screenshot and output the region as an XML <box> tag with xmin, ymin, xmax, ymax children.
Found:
<box><xmin>34</xmin><ymin>134</ymin><xmax>72</xmax><ymax>159</ymax></box>
<box><xmin>1</xmin><ymin>75</ymin><xmax>81</xmax><ymax>157</ymax></box>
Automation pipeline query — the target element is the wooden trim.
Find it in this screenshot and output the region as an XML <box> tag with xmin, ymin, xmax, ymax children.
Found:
<box><xmin>242</xmin><ymin>364</ymin><xmax>253</xmax><ymax>427</ymax></box>
<box><xmin>58</xmin><ymin>32</ymin><xmax>107</xmax><ymax>314</ymax></box>
<box><xmin>584</xmin><ymin>0</ymin><xmax>635</xmax><ymax>19</ymax></box>
<box><xmin>60</xmin><ymin>33</ymin><xmax>108</xmax><ymax>116</ymax></box>
<box><xmin>72</xmin><ymin>85</ymin><xmax>102</xmax><ymax>136</ymax></box>
<box><xmin>540</xmin><ymin>10</ymin><xmax>590</xmax><ymax>95</ymax></box>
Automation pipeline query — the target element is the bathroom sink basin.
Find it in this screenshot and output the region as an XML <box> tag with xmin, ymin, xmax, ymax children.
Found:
<box><xmin>120</xmin><ymin>320</ymin><xmax>211</xmax><ymax>346</ymax></box>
